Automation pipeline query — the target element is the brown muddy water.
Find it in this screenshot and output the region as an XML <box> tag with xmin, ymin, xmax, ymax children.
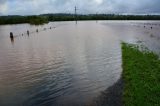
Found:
<box><xmin>0</xmin><ymin>21</ymin><xmax>160</xmax><ymax>106</ymax></box>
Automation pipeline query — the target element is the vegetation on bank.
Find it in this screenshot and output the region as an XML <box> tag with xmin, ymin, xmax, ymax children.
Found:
<box><xmin>45</xmin><ymin>14</ymin><xmax>160</xmax><ymax>21</ymax></box>
<box><xmin>0</xmin><ymin>14</ymin><xmax>160</xmax><ymax>25</ymax></box>
<box><xmin>27</xmin><ymin>16</ymin><xmax>48</xmax><ymax>25</ymax></box>
<box><xmin>0</xmin><ymin>15</ymin><xmax>48</xmax><ymax>25</ymax></box>
<box><xmin>122</xmin><ymin>43</ymin><xmax>160</xmax><ymax>106</ymax></box>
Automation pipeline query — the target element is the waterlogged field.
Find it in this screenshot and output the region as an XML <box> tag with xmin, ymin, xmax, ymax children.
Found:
<box><xmin>0</xmin><ymin>21</ymin><xmax>160</xmax><ymax>106</ymax></box>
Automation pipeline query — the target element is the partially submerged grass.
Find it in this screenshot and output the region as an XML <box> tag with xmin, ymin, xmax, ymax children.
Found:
<box><xmin>122</xmin><ymin>43</ymin><xmax>160</xmax><ymax>106</ymax></box>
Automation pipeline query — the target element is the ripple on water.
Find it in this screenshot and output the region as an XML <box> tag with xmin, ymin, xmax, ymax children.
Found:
<box><xmin>3</xmin><ymin>21</ymin><xmax>159</xmax><ymax>106</ymax></box>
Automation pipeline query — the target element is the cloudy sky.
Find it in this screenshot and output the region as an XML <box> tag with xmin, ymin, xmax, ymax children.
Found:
<box><xmin>0</xmin><ymin>0</ymin><xmax>160</xmax><ymax>15</ymax></box>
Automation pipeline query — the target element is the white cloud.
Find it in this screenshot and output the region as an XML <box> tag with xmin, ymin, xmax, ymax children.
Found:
<box><xmin>94</xmin><ymin>0</ymin><xmax>103</xmax><ymax>4</ymax></box>
<box><xmin>0</xmin><ymin>1</ymin><xmax>8</xmax><ymax>15</ymax></box>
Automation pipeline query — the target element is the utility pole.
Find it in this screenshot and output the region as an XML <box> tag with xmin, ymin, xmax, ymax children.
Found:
<box><xmin>96</xmin><ymin>12</ymin><xmax>98</xmax><ymax>23</ymax></box>
<box><xmin>75</xmin><ymin>6</ymin><xmax>77</xmax><ymax>24</ymax></box>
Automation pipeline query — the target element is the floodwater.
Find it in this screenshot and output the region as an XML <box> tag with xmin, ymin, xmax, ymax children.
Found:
<box><xmin>0</xmin><ymin>21</ymin><xmax>160</xmax><ymax>106</ymax></box>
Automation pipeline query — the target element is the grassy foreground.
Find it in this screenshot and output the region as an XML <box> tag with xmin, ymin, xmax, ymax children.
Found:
<box><xmin>122</xmin><ymin>43</ymin><xmax>160</xmax><ymax>106</ymax></box>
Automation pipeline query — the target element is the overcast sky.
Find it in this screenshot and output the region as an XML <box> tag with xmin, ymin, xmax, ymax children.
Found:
<box><xmin>0</xmin><ymin>0</ymin><xmax>160</xmax><ymax>15</ymax></box>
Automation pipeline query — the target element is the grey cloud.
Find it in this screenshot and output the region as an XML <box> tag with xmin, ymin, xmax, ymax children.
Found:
<box><xmin>0</xmin><ymin>0</ymin><xmax>160</xmax><ymax>15</ymax></box>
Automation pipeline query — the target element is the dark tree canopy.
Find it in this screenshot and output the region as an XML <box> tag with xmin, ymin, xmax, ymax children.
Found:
<box><xmin>0</xmin><ymin>14</ymin><xmax>160</xmax><ymax>25</ymax></box>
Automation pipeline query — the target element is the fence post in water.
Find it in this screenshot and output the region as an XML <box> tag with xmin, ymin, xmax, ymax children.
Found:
<box><xmin>36</xmin><ymin>29</ymin><xmax>38</xmax><ymax>32</ymax></box>
<box><xmin>10</xmin><ymin>32</ymin><xmax>14</xmax><ymax>39</ymax></box>
<box><xmin>27</xmin><ymin>30</ymin><xmax>29</xmax><ymax>36</ymax></box>
<box><xmin>151</xmin><ymin>27</ymin><xmax>152</xmax><ymax>29</ymax></box>
<box><xmin>10</xmin><ymin>32</ymin><xmax>14</xmax><ymax>44</ymax></box>
<box><xmin>50</xmin><ymin>27</ymin><xmax>51</xmax><ymax>29</ymax></box>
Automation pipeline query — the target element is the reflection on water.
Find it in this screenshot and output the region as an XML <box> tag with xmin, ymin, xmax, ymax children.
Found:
<box><xmin>0</xmin><ymin>21</ymin><xmax>160</xmax><ymax>106</ymax></box>
<box><xmin>10</xmin><ymin>37</ymin><xmax>14</xmax><ymax>45</ymax></box>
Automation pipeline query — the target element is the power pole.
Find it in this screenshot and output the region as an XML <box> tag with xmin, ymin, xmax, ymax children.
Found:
<box><xmin>75</xmin><ymin>6</ymin><xmax>77</xmax><ymax>24</ymax></box>
<box><xmin>96</xmin><ymin>12</ymin><xmax>98</xmax><ymax>23</ymax></box>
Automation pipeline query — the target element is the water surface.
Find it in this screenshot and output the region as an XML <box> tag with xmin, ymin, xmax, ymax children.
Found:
<box><xmin>0</xmin><ymin>21</ymin><xmax>160</xmax><ymax>106</ymax></box>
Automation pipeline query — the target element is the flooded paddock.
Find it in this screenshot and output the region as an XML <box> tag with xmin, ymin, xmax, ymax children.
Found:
<box><xmin>0</xmin><ymin>21</ymin><xmax>160</xmax><ymax>106</ymax></box>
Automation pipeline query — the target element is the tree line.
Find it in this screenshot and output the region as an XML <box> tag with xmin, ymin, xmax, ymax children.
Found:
<box><xmin>0</xmin><ymin>14</ymin><xmax>160</xmax><ymax>25</ymax></box>
<box><xmin>0</xmin><ymin>15</ymin><xmax>48</xmax><ymax>25</ymax></box>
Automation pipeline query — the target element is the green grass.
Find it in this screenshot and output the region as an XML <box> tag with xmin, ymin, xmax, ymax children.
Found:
<box><xmin>122</xmin><ymin>43</ymin><xmax>160</xmax><ymax>106</ymax></box>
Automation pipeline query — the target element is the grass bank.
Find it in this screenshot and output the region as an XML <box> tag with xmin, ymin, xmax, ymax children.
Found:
<box><xmin>122</xmin><ymin>43</ymin><xmax>160</xmax><ymax>106</ymax></box>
